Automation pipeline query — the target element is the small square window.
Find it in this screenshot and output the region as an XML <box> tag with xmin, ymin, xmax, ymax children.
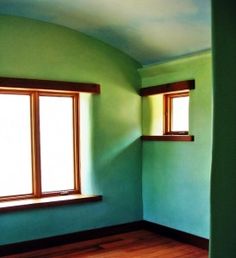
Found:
<box><xmin>140</xmin><ymin>80</ymin><xmax>194</xmax><ymax>141</ymax></box>
<box><xmin>164</xmin><ymin>92</ymin><xmax>189</xmax><ymax>135</ymax></box>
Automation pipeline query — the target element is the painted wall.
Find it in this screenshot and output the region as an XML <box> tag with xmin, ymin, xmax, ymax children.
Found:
<box><xmin>210</xmin><ymin>1</ymin><xmax>236</xmax><ymax>257</ymax></box>
<box><xmin>0</xmin><ymin>15</ymin><xmax>142</xmax><ymax>245</ymax></box>
<box><xmin>142</xmin><ymin>94</ymin><xmax>164</xmax><ymax>135</ymax></box>
<box><xmin>140</xmin><ymin>51</ymin><xmax>212</xmax><ymax>238</ymax></box>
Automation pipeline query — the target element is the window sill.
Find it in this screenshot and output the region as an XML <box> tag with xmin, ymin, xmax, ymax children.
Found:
<box><xmin>0</xmin><ymin>194</ymin><xmax>102</xmax><ymax>212</ymax></box>
<box><xmin>141</xmin><ymin>135</ymin><xmax>194</xmax><ymax>142</ymax></box>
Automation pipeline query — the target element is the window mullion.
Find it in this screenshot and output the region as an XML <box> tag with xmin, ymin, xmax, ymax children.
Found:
<box><xmin>164</xmin><ymin>94</ymin><xmax>170</xmax><ymax>134</ymax></box>
<box><xmin>170</xmin><ymin>96</ymin><xmax>174</xmax><ymax>133</ymax></box>
<box><xmin>31</xmin><ymin>92</ymin><xmax>42</xmax><ymax>198</ymax></box>
<box><xmin>73</xmin><ymin>94</ymin><xmax>80</xmax><ymax>193</ymax></box>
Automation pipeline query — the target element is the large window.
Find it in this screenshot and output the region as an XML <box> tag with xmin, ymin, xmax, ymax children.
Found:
<box><xmin>0</xmin><ymin>90</ymin><xmax>80</xmax><ymax>201</ymax></box>
<box><xmin>0</xmin><ymin>77</ymin><xmax>101</xmax><ymax>211</ymax></box>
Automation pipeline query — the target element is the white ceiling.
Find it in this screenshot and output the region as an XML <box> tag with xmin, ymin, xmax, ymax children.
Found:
<box><xmin>0</xmin><ymin>0</ymin><xmax>211</xmax><ymax>65</ymax></box>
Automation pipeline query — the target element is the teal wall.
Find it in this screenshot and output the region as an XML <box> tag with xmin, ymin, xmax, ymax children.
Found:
<box><xmin>0</xmin><ymin>15</ymin><xmax>142</xmax><ymax>245</ymax></box>
<box><xmin>210</xmin><ymin>1</ymin><xmax>236</xmax><ymax>257</ymax></box>
<box><xmin>140</xmin><ymin>51</ymin><xmax>212</xmax><ymax>238</ymax></box>
<box><xmin>0</xmin><ymin>14</ymin><xmax>213</xmax><ymax>247</ymax></box>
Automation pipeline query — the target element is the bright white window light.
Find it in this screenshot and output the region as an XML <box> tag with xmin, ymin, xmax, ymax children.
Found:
<box><xmin>171</xmin><ymin>96</ymin><xmax>189</xmax><ymax>132</ymax></box>
<box><xmin>0</xmin><ymin>94</ymin><xmax>32</xmax><ymax>197</ymax></box>
<box><xmin>39</xmin><ymin>96</ymin><xmax>74</xmax><ymax>193</ymax></box>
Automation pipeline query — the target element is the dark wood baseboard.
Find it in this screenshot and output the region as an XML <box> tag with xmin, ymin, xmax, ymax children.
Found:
<box><xmin>0</xmin><ymin>221</ymin><xmax>143</xmax><ymax>256</ymax></box>
<box><xmin>142</xmin><ymin>221</ymin><xmax>209</xmax><ymax>250</ymax></box>
<box><xmin>0</xmin><ymin>220</ymin><xmax>209</xmax><ymax>256</ymax></box>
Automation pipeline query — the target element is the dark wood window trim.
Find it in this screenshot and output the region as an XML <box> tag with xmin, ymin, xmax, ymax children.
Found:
<box><xmin>141</xmin><ymin>135</ymin><xmax>194</xmax><ymax>142</ymax></box>
<box><xmin>0</xmin><ymin>77</ymin><xmax>101</xmax><ymax>94</ymax></box>
<box><xmin>0</xmin><ymin>194</ymin><xmax>102</xmax><ymax>212</ymax></box>
<box><xmin>139</xmin><ymin>80</ymin><xmax>194</xmax><ymax>96</ymax></box>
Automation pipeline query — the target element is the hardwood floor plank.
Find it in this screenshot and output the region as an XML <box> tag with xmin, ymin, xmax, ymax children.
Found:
<box><xmin>3</xmin><ymin>230</ymin><xmax>208</xmax><ymax>258</ymax></box>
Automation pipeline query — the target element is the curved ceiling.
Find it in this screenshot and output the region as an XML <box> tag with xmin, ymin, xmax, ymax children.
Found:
<box><xmin>0</xmin><ymin>0</ymin><xmax>211</xmax><ymax>65</ymax></box>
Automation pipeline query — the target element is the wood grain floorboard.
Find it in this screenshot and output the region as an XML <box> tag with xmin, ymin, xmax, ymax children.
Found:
<box><xmin>3</xmin><ymin>230</ymin><xmax>208</xmax><ymax>258</ymax></box>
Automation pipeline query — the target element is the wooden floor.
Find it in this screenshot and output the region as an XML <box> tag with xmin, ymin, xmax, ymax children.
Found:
<box><xmin>5</xmin><ymin>230</ymin><xmax>208</xmax><ymax>258</ymax></box>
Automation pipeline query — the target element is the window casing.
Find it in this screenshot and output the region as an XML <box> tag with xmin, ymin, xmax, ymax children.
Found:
<box><xmin>0</xmin><ymin>89</ymin><xmax>80</xmax><ymax>202</ymax></box>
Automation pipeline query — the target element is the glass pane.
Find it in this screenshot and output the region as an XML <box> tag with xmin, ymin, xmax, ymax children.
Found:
<box><xmin>39</xmin><ymin>96</ymin><xmax>74</xmax><ymax>193</ymax></box>
<box><xmin>172</xmin><ymin>96</ymin><xmax>189</xmax><ymax>132</ymax></box>
<box><xmin>0</xmin><ymin>94</ymin><xmax>32</xmax><ymax>197</ymax></box>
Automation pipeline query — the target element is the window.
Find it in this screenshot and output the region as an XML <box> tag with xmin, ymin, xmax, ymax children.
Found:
<box><xmin>0</xmin><ymin>90</ymin><xmax>80</xmax><ymax>201</ymax></box>
<box><xmin>0</xmin><ymin>77</ymin><xmax>102</xmax><ymax>210</ymax></box>
<box><xmin>140</xmin><ymin>80</ymin><xmax>194</xmax><ymax>141</ymax></box>
<box><xmin>164</xmin><ymin>92</ymin><xmax>189</xmax><ymax>135</ymax></box>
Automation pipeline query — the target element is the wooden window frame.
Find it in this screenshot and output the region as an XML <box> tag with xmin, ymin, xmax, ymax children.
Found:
<box><xmin>164</xmin><ymin>91</ymin><xmax>189</xmax><ymax>135</ymax></box>
<box><xmin>0</xmin><ymin>89</ymin><xmax>80</xmax><ymax>202</ymax></box>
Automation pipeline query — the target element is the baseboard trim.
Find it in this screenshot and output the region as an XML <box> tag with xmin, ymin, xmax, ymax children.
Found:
<box><xmin>0</xmin><ymin>220</ymin><xmax>209</xmax><ymax>256</ymax></box>
<box><xmin>143</xmin><ymin>221</ymin><xmax>209</xmax><ymax>250</ymax></box>
<box><xmin>0</xmin><ymin>221</ymin><xmax>143</xmax><ymax>256</ymax></box>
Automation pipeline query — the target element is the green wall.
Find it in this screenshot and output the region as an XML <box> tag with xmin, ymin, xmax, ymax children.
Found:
<box><xmin>0</xmin><ymin>14</ymin><xmax>214</xmax><ymax>248</ymax></box>
<box><xmin>210</xmin><ymin>1</ymin><xmax>236</xmax><ymax>257</ymax></box>
<box><xmin>0</xmin><ymin>15</ymin><xmax>142</xmax><ymax>245</ymax></box>
<box><xmin>140</xmin><ymin>51</ymin><xmax>212</xmax><ymax>238</ymax></box>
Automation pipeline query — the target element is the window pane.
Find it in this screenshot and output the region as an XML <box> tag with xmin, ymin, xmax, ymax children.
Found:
<box><xmin>172</xmin><ymin>96</ymin><xmax>189</xmax><ymax>132</ymax></box>
<box><xmin>39</xmin><ymin>96</ymin><xmax>74</xmax><ymax>193</ymax></box>
<box><xmin>0</xmin><ymin>94</ymin><xmax>32</xmax><ymax>197</ymax></box>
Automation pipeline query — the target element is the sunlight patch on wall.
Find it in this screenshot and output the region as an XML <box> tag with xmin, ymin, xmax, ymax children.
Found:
<box><xmin>80</xmin><ymin>93</ymin><xmax>94</xmax><ymax>195</ymax></box>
